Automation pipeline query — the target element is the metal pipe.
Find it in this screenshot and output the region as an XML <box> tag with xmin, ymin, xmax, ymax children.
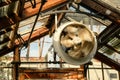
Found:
<box><xmin>118</xmin><ymin>72</ymin><xmax>120</xmax><ymax>80</ymax></box>
<box><xmin>55</xmin><ymin>13</ymin><xmax>58</xmax><ymax>30</ymax></box>
<box><xmin>41</xmin><ymin>10</ymin><xmax>104</xmax><ymax>19</ymax></box>
<box><xmin>0</xmin><ymin>66</ymin><xmax>13</xmax><ymax>68</ymax></box>
<box><xmin>87</xmin><ymin>66</ymin><xmax>90</xmax><ymax>80</ymax></box>
<box><xmin>54</xmin><ymin>52</ymin><xmax>57</xmax><ymax>62</ymax></box>
<box><xmin>101</xmin><ymin>62</ymin><xmax>105</xmax><ymax>80</ymax></box>
<box><xmin>88</xmin><ymin>67</ymin><xmax>112</xmax><ymax>69</ymax></box>
<box><xmin>11</xmin><ymin>61</ymin><xmax>66</xmax><ymax>64</ymax></box>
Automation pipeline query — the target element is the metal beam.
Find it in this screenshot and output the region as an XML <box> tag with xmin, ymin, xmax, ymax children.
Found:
<box><xmin>93</xmin><ymin>0</ymin><xmax>120</xmax><ymax>15</ymax></box>
<box><xmin>23</xmin><ymin>0</ymin><xmax>68</xmax><ymax>18</ymax></box>
<box><xmin>98</xmin><ymin>22</ymin><xmax>120</xmax><ymax>45</ymax></box>
<box><xmin>105</xmin><ymin>44</ymin><xmax>120</xmax><ymax>54</ymax></box>
<box><xmin>11</xmin><ymin>61</ymin><xmax>66</xmax><ymax>64</ymax></box>
<box><xmin>80</xmin><ymin>0</ymin><xmax>120</xmax><ymax>23</ymax></box>
<box><xmin>94</xmin><ymin>52</ymin><xmax>120</xmax><ymax>71</ymax></box>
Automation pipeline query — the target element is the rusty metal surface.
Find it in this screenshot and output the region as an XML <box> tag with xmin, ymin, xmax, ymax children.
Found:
<box><xmin>20</xmin><ymin>72</ymin><xmax>83</xmax><ymax>79</ymax></box>
<box><xmin>19</xmin><ymin>68</ymin><xmax>84</xmax><ymax>79</ymax></box>
<box><xmin>19</xmin><ymin>68</ymin><xmax>83</xmax><ymax>73</ymax></box>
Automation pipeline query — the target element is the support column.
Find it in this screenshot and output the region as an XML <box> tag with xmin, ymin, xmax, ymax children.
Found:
<box><xmin>101</xmin><ymin>62</ymin><xmax>105</xmax><ymax>80</ymax></box>
<box><xmin>118</xmin><ymin>71</ymin><xmax>120</xmax><ymax>80</ymax></box>
<box><xmin>19</xmin><ymin>73</ymin><xmax>25</xmax><ymax>80</ymax></box>
<box><xmin>80</xmin><ymin>65</ymin><xmax>86</xmax><ymax>80</ymax></box>
<box><xmin>13</xmin><ymin>47</ymin><xmax>20</xmax><ymax>80</ymax></box>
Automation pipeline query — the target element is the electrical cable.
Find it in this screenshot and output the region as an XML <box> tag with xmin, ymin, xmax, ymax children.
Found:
<box><xmin>26</xmin><ymin>0</ymin><xmax>47</xmax><ymax>48</ymax></box>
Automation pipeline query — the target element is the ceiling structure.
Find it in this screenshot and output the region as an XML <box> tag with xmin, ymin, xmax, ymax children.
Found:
<box><xmin>0</xmin><ymin>0</ymin><xmax>120</xmax><ymax>74</ymax></box>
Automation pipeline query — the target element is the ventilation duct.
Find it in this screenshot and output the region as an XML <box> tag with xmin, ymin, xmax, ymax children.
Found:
<box><xmin>53</xmin><ymin>22</ymin><xmax>97</xmax><ymax>65</ymax></box>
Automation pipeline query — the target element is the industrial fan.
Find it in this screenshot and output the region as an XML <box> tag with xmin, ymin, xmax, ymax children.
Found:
<box><xmin>53</xmin><ymin>22</ymin><xmax>97</xmax><ymax>65</ymax></box>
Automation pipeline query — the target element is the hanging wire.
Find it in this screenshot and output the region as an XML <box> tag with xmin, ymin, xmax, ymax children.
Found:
<box><xmin>29</xmin><ymin>0</ymin><xmax>36</xmax><ymax>8</ymax></box>
<box><xmin>26</xmin><ymin>0</ymin><xmax>47</xmax><ymax>48</ymax></box>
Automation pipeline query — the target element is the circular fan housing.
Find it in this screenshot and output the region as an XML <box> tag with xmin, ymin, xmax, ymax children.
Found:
<box><xmin>53</xmin><ymin>22</ymin><xmax>97</xmax><ymax>65</ymax></box>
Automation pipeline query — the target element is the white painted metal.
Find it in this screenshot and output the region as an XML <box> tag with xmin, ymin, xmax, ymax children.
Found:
<box><xmin>53</xmin><ymin>22</ymin><xmax>97</xmax><ymax>65</ymax></box>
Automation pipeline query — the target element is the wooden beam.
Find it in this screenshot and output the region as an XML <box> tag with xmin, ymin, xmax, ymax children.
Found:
<box><xmin>0</xmin><ymin>46</ymin><xmax>14</xmax><ymax>57</ymax></box>
<box><xmin>18</xmin><ymin>0</ymin><xmax>25</xmax><ymax>17</ymax></box>
<box><xmin>15</xmin><ymin>26</ymin><xmax>49</xmax><ymax>45</ymax></box>
<box><xmin>0</xmin><ymin>26</ymin><xmax>49</xmax><ymax>57</ymax></box>
<box><xmin>0</xmin><ymin>0</ymin><xmax>18</xmax><ymax>7</ymax></box>
<box><xmin>23</xmin><ymin>73</ymin><xmax>83</xmax><ymax>79</ymax></box>
<box><xmin>7</xmin><ymin>24</ymin><xmax>19</xmax><ymax>48</ymax></box>
<box><xmin>19</xmin><ymin>73</ymin><xmax>25</xmax><ymax>80</ymax></box>
<box><xmin>0</xmin><ymin>27</ymin><xmax>13</xmax><ymax>36</ymax></box>
<box><xmin>0</xmin><ymin>3</ymin><xmax>68</xmax><ymax>56</ymax></box>
<box><xmin>0</xmin><ymin>0</ymin><xmax>68</xmax><ymax>30</ymax></box>
<box><xmin>13</xmin><ymin>47</ymin><xmax>20</xmax><ymax>80</ymax></box>
<box><xmin>19</xmin><ymin>68</ymin><xmax>83</xmax><ymax>73</ymax></box>
<box><xmin>5</xmin><ymin>0</ymin><xmax>22</xmax><ymax>49</ymax></box>
<box><xmin>19</xmin><ymin>68</ymin><xmax>84</xmax><ymax>79</ymax></box>
<box><xmin>0</xmin><ymin>37</ymin><xmax>10</xmax><ymax>45</ymax></box>
<box><xmin>23</xmin><ymin>0</ymin><xmax>68</xmax><ymax>18</ymax></box>
<box><xmin>0</xmin><ymin>13</ymin><xmax>20</xmax><ymax>30</ymax></box>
